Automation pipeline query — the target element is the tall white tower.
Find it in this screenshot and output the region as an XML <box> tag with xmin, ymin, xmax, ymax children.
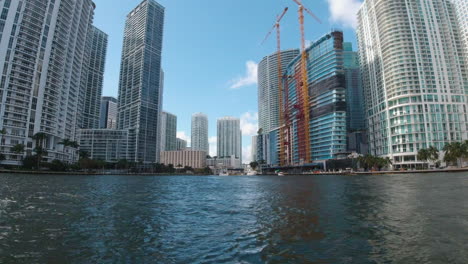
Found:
<box><xmin>357</xmin><ymin>0</ymin><xmax>468</xmax><ymax>168</ymax></box>
<box><xmin>191</xmin><ymin>112</ymin><xmax>209</xmax><ymax>154</ymax></box>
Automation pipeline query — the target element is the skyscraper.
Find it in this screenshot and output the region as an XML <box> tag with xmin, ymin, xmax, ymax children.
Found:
<box><xmin>159</xmin><ymin>111</ymin><xmax>177</xmax><ymax>151</ymax></box>
<box><xmin>191</xmin><ymin>113</ymin><xmax>208</xmax><ymax>153</ymax></box>
<box><xmin>343</xmin><ymin>42</ymin><xmax>366</xmax><ymax>132</ymax></box>
<box><xmin>251</xmin><ymin>135</ymin><xmax>258</xmax><ymax>162</ymax></box>
<box><xmin>0</xmin><ymin>0</ymin><xmax>96</xmax><ymax>165</ymax></box>
<box><xmin>176</xmin><ymin>138</ymin><xmax>187</xmax><ymax>150</ymax></box>
<box><xmin>81</xmin><ymin>26</ymin><xmax>108</xmax><ymax>129</ymax></box>
<box><xmin>258</xmin><ymin>49</ymin><xmax>300</xmax><ymax>133</ymax></box>
<box><xmin>284</xmin><ymin>31</ymin><xmax>347</xmax><ymax>165</ymax></box>
<box><xmin>452</xmin><ymin>0</ymin><xmax>467</xmax><ymax>59</ymax></box>
<box><xmin>357</xmin><ymin>0</ymin><xmax>468</xmax><ymax>168</ymax></box>
<box><xmin>117</xmin><ymin>0</ymin><xmax>165</xmax><ymax>163</ymax></box>
<box><xmin>99</xmin><ymin>96</ymin><xmax>118</xmax><ymax>129</ymax></box>
<box><xmin>217</xmin><ymin>117</ymin><xmax>242</xmax><ymax>163</ymax></box>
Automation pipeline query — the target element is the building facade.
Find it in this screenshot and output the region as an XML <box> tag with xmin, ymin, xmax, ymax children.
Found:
<box><xmin>217</xmin><ymin>117</ymin><xmax>242</xmax><ymax>163</ymax></box>
<box><xmin>452</xmin><ymin>0</ymin><xmax>467</xmax><ymax>61</ymax></box>
<box><xmin>99</xmin><ymin>96</ymin><xmax>117</xmax><ymax>129</ymax></box>
<box><xmin>78</xmin><ymin>129</ymin><xmax>129</xmax><ymax>162</ymax></box>
<box><xmin>258</xmin><ymin>49</ymin><xmax>300</xmax><ymax>133</ymax></box>
<box><xmin>160</xmin><ymin>150</ymin><xmax>206</xmax><ymax>169</ymax></box>
<box><xmin>176</xmin><ymin>138</ymin><xmax>187</xmax><ymax>150</ymax></box>
<box><xmin>159</xmin><ymin>111</ymin><xmax>177</xmax><ymax>151</ymax></box>
<box><xmin>0</xmin><ymin>0</ymin><xmax>96</xmax><ymax>165</ymax></box>
<box><xmin>207</xmin><ymin>155</ymin><xmax>241</xmax><ymax>169</ymax></box>
<box><xmin>191</xmin><ymin>112</ymin><xmax>208</xmax><ymax>153</ymax></box>
<box><xmin>357</xmin><ymin>0</ymin><xmax>468</xmax><ymax>168</ymax></box>
<box><xmin>283</xmin><ymin>31</ymin><xmax>348</xmax><ymax>166</ymax></box>
<box><xmin>251</xmin><ymin>135</ymin><xmax>258</xmax><ymax>162</ymax></box>
<box><xmin>117</xmin><ymin>0</ymin><xmax>165</xmax><ymax>163</ymax></box>
<box><xmin>81</xmin><ymin>26</ymin><xmax>108</xmax><ymax>129</ymax></box>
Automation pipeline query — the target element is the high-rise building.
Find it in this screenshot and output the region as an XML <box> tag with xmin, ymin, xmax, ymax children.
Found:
<box><xmin>0</xmin><ymin>0</ymin><xmax>96</xmax><ymax>165</ymax></box>
<box><xmin>357</xmin><ymin>0</ymin><xmax>468</xmax><ymax>168</ymax></box>
<box><xmin>343</xmin><ymin>42</ymin><xmax>366</xmax><ymax>132</ymax></box>
<box><xmin>159</xmin><ymin>111</ymin><xmax>177</xmax><ymax>151</ymax></box>
<box><xmin>284</xmin><ymin>31</ymin><xmax>348</xmax><ymax>165</ymax></box>
<box><xmin>251</xmin><ymin>135</ymin><xmax>258</xmax><ymax>162</ymax></box>
<box><xmin>176</xmin><ymin>138</ymin><xmax>187</xmax><ymax>150</ymax></box>
<box><xmin>452</xmin><ymin>0</ymin><xmax>467</xmax><ymax>60</ymax></box>
<box><xmin>99</xmin><ymin>96</ymin><xmax>118</xmax><ymax>129</ymax></box>
<box><xmin>117</xmin><ymin>0</ymin><xmax>165</xmax><ymax>163</ymax></box>
<box><xmin>258</xmin><ymin>49</ymin><xmax>300</xmax><ymax>133</ymax></box>
<box><xmin>217</xmin><ymin>117</ymin><xmax>242</xmax><ymax>163</ymax></box>
<box><xmin>81</xmin><ymin>26</ymin><xmax>108</xmax><ymax>129</ymax></box>
<box><xmin>191</xmin><ymin>113</ymin><xmax>208</xmax><ymax>153</ymax></box>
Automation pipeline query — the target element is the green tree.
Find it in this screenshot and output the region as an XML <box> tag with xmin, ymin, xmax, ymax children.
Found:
<box><xmin>250</xmin><ymin>161</ymin><xmax>259</xmax><ymax>170</ymax></box>
<box><xmin>11</xmin><ymin>144</ymin><xmax>25</xmax><ymax>161</ymax></box>
<box><xmin>22</xmin><ymin>155</ymin><xmax>37</xmax><ymax>169</ymax></box>
<box><xmin>32</xmin><ymin>132</ymin><xmax>47</xmax><ymax>148</ymax></box>
<box><xmin>33</xmin><ymin>146</ymin><xmax>48</xmax><ymax>169</ymax></box>
<box><xmin>444</xmin><ymin>142</ymin><xmax>466</xmax><ymax>167</ymax></box>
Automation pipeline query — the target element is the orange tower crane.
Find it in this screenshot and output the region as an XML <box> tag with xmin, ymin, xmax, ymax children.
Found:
<box><xmin>261</xmin><ymin>7</ymin><xmax>289</xmax><ymax>166</ymax></box>
<box><xmin>289</xmin><ymin>0</ymin><xmax>321</xmax><ymax>164</ymax></box>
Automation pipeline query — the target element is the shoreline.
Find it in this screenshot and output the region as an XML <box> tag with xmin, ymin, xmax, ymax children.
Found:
<box><xmin>1</xmin><ymin>168</ymin><xmax>468</xmax><ymax>176</ymax></box>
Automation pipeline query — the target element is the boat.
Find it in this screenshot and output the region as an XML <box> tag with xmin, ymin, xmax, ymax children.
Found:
<box><xmin>219</xmin><ymin>170</ymin><xmax>229</xmax><ymax>176</ymax></box>
<box><xmin>277</xmin><ymin>172</ymin><xmax>285</xmax><ymax>177</ymax></box>
<box><xmin>246</xmin><ymin>171</ymin><xmax>257</xmax><ymax>176</ymax></box>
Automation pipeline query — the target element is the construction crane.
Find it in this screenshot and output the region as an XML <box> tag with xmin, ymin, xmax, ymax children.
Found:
<box><xmin>289</xmin><ymin>0</ymin><xmax>321</xmax><ymax>164</ymax></box>
<box><xmin>261</xmin><ymin>7</ymin><xmax>289</xmax><ymax>166</ymax></box>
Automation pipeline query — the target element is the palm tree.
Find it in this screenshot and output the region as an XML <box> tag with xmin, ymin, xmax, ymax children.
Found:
<box><xmin>11</xmin><ymin>144</ymin><xmax>25</xmax><ymax>161</ymax></box>
<box><xmin>33</xmin><ymin>146</ymin><xmax>48</xmax><ymax>169</ymax></box>
<box><xmin>443</xmin><ymin>142</ymin><xmax>465</xmax><ymax>168</ymax></box>
<box><xmin>32</xmin><ymin>132</ymin><xmax>47</xmax><ymax>148</ymax></box>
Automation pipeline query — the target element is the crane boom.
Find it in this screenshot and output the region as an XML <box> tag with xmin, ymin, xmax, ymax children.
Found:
<box><xmin>289</xmin><ymin>0</ymin><xmax>322</xmax><ymax>164</ymax></box>
<box><xmin>261</xmin><ymin>7</ymin><xmax>289</xmax><ymax>166</ymax></box>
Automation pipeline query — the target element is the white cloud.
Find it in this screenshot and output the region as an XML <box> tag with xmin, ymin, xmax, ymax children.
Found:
<box><xmin>229</xmin><ymin>61</ymin><xmax>258</xmax><ymax>89</ymax></box>
<box><xmin>243</xmin><ymin>145</ymin><xmax>253</xmax><ymax>164</ymax></box>
<box><xmin>327</xmin><ymin>0</ymin><xmax>363</xmax><ymax>29</ymax></box>
<box><xmin>208</xmin><ymin>136</ymin><xmax>217</xmax><ymax>157</ymax></box>
<box><xmin>240</xmin><ymin>111</ymin><xmax>258</xmax><ymax>137</ymax></box>
<box><xmin>177</xmin><ymin>131</ymin><xmax>191</xmax><ymax>146</ymax></box>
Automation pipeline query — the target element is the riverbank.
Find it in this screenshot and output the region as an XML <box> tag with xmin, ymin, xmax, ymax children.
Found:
<box><xmin>0</xmin><ymin>169</ymin><xmax>210</xmax><ymax>176</ymax></box>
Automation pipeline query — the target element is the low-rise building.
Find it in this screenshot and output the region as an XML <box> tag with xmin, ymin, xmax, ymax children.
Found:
<box><xmin>78</xmin><ymin>129</ymin><xmax>129</xmax><ymax>162</ymax></box>
<box><xmin>160</xmin><ymin>150</ymin><xmax>206</xmax><ymax>169</ymax></box>
<box><xmin>207</xmin><ymin>155</ymin><xmax>241</xmax><ymax>169</ymax></box>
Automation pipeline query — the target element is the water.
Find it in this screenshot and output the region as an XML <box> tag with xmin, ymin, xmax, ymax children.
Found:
<box><xmin>0</xmin><ymin>173</ymin><xmax>467</xmax><ymax>263</ymax></box>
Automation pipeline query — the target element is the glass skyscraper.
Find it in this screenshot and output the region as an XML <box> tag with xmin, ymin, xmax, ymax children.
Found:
<box><xmin>284</xmin><ymin>31</ymin><xmax>348</xmax><ymax>165</ymax></box>
<box><xmin>217</xmin><ymin>117</ymin><xmax>242</xmax><ymax>163</ymax></box>
<box><xmin>357</xmin><ymin>0</ymin><xmax>468</xmax><ymax>168</ymax></box>
<box><xmin>258</xmin><ymin>49</ymin><xmax>300</xmax><ymax>133</ymax></box>
<box><xmin>160</xmin><ymin>111</ymin><xmax>177</xmax><ymax>152</ymax></box>
<box><xmin>117</xmin><ymin>0</ymin><xmax>165</xmax><ymax>163</ymax></box>
<box><xmin>81</xmin><ymin>26</ymin><xmax>108</xmax><ymax>129</ymax></box>
<box><xmin>191</xmin><ymin>112</ymin><xmax>209</xmax><ymax>153</ymax></box>
<box><xmin>0</xmin><ymin>0</ymin><xmax>96</xmax><ymax>165</ymax></box>
<box><xmin>99</xmin><ymin>96</ymin><xmax>118</xmax><ymax>129</ymax></box>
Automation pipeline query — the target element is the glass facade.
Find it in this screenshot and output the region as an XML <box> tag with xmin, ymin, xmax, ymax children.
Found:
<box><xmin>117</xmin><ymin>0</ymin><xmax>165</xmax><ymax>163</ymax></box>
<box><xmin>217</xmin><ymin>117</ymin><xmax>242</xmax><ymax>163</ymax></box>
<box><xmin>191</xmin><ymin>112</ymin><xmax>209</xmax><ymax>153</ymax></box>
<box><xmin>283</xmin><ymin>31</ymin><xmax>348</xmax><ymax>165</ymax></box>
<box><xmin>81</xmin><ymin>26</ymin><xmax>108</xmax><ymax>129</ymax></box>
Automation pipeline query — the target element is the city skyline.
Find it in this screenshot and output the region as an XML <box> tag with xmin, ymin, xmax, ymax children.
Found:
<box><xmin>92</xmin><ymin>0</ymin><xmax>361</xmax><ymax>163</ymax></box>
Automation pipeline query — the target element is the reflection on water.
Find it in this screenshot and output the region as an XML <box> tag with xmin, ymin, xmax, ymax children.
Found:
<box><xmin>0</xmin><ymin>173</ymin><xmax>467</xmax><ymax>263</ymax></box>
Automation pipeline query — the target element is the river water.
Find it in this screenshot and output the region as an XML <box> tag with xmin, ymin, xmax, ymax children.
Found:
<box><xmin>0</xmin><ymin>173</ymin><xmax>467</xmax><ymax>263</ymax></box>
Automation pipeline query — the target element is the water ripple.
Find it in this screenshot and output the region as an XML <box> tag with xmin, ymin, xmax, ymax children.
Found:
<box><xmin>0</xmin><ymin>173</ymin><xmax>467</xmax><ymax>263</ymax></box>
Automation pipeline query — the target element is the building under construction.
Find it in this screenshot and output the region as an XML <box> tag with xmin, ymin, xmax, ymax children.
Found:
<box><xmin>280</xmin><ymin>31</ymin><xmax>348</xmax><ymax>168</ymax></box>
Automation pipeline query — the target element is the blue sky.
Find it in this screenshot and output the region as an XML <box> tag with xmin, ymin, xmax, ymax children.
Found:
<box><xmin>93</xmin><ymin>0</ymin><xmax>362</xmax><ymax>162</ymax></box>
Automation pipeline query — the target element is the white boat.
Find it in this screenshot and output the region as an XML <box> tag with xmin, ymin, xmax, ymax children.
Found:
<box><xmin>219</xmin><ymin>170</ymin><xmax>229</xmax><ymax>176</ymax></box>
<box><xmin>278</xmin><ymin>172</ymin><xmax>285</xmax><ymax>176</ymax></box>
<box><xmin>246</xmin><ymin>171</ymin><xmax>257</xmax><ymax>176</ymax></box>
